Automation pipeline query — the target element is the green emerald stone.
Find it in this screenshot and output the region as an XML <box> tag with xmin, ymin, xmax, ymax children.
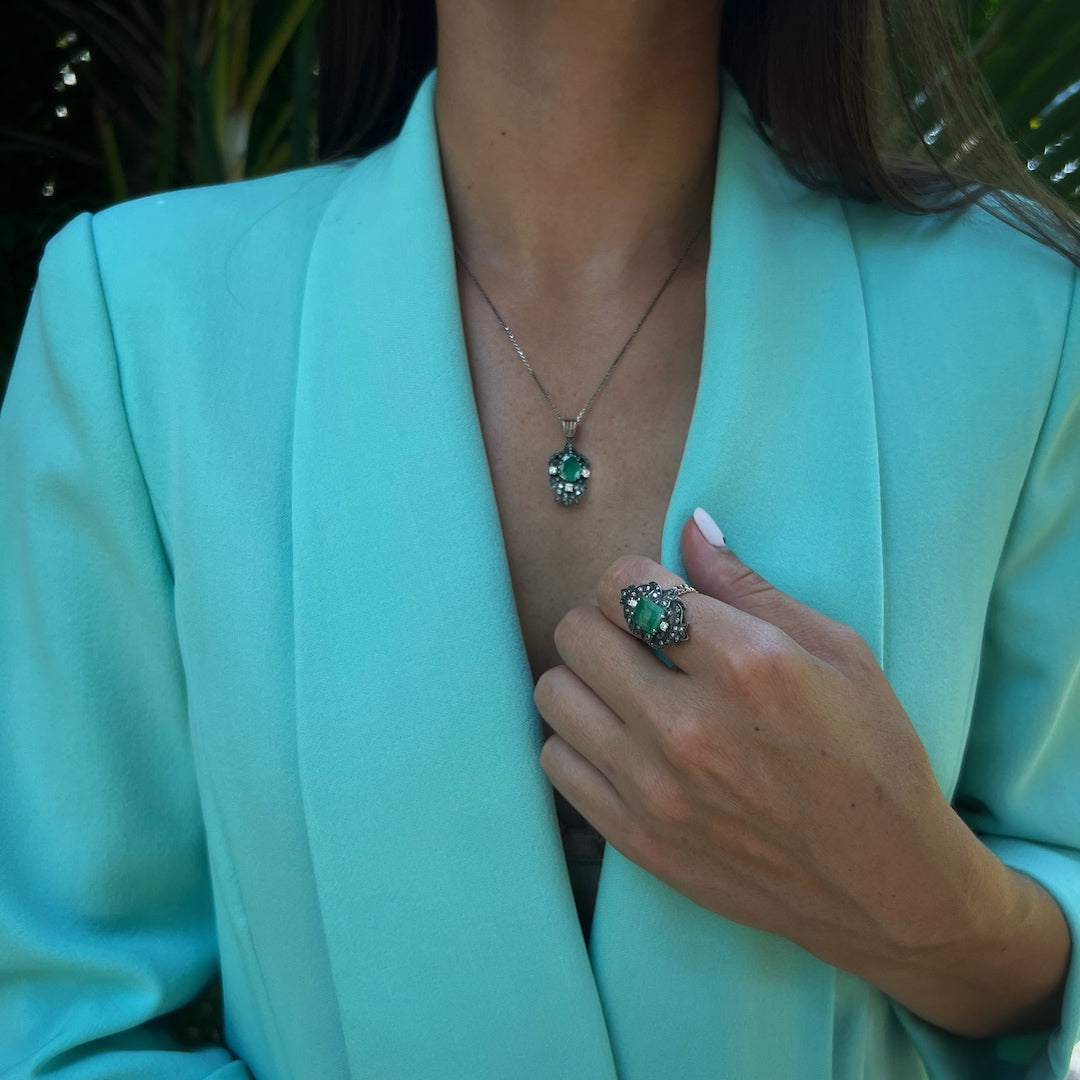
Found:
<box><xmin>558</xmin><ymin>455</ymin><xmax>583</xmax><ymax>483</ymax></box>
<box><xmin>631</xmin><ymin>596</ymin><xmax>665</xmax><ymax>635</ymax></box>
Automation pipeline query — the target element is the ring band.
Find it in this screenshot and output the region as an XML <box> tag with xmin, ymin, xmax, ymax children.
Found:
<box><xmin>619</xmin><ymin>581</ymin><xmax>697</xmax><ymax>648</ymax></box>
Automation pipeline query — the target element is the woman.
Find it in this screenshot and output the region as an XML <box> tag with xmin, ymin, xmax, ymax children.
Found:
<box><xmin>1</xmin><ymin>0</ymin><xmax>1078</xmax><ymax>1077</ymax></box>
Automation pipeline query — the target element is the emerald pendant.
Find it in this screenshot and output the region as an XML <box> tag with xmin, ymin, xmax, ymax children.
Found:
<box><xmin>548</xmin><ymin>440</ymin><xmax>591</xmax><ymax>506</ymax></box>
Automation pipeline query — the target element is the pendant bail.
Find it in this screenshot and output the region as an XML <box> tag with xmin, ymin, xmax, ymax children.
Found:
<box><xmin>561</xmin><ymin>418</ymin><xmax>578</xmax><ymax>442</ymax></box>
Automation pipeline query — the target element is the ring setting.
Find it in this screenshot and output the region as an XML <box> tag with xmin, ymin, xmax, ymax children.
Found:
<box><xmin>619</xmin><ymin>581</ymin><xmax>696</xmax><ymax>648</ymax></box>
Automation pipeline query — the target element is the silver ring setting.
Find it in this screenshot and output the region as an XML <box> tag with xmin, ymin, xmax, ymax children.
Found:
<box><xmin>619</xmin><ymin>581</ymin><xmax>697</xmax><ymax>648</ymax></box>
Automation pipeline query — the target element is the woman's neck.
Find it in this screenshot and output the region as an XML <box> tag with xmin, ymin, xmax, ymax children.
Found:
<box><xmin>434</xmin><ymin>0</ymin><xmax>723</xmax><ymax>292</ymax></box>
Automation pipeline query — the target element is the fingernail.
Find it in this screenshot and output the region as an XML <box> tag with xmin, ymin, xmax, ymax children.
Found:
<box><xmin>693</xmin><ymin>506</ymin><xmax>726</xmax><ymax>548</ymax></box>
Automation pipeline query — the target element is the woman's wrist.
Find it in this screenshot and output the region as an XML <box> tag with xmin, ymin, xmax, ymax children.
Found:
<box><xmin>850</xmin><ymin>805</ymin><xmax>1071</xmax><ymax>1039</ymax></box>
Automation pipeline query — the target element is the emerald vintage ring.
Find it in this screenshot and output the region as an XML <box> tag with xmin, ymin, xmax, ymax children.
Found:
<box><xmin>619</xmin><ymin>581</ymin><xmax>697</xmax><ymax>648</ymax></box>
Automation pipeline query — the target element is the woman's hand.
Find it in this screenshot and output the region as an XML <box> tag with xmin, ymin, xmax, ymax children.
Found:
<box><xmin>534</xmin><ymin>509</ymin><xmax>1070</xmax><ymax>1039</ymax></box>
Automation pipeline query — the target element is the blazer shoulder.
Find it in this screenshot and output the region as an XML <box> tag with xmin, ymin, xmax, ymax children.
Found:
<box><xmin>29</xmin><ymin>163</ymin><xmax>364</xmax><ymax>483</ymax></box>
<box><xmin>842</xmin><ymin>195</ymin><xmax>1077</xmax><ymax>381</ymax></box>
<box><xmin>842</xmin><ymin>194</ymin><xmax>1076</xmax><ymax>301</ymax></box>
<box><xmin>44</xmin><ymin>161</ymin><xmax>367</xmax><ymax>384</ymax></box>
<box><xmin>77</xmin><ymin>162</ymin><xmax>353</xmax><ymax>295</ymax></box>
<box><xmin>91</xmin><ymin>161</ymin><xmax>352</xmax><ymax>254</ymax></box>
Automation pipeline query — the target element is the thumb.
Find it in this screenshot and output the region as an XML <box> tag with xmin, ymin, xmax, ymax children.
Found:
<box><xmin>681</xmin><ymin>507</ymin><xmax>852</xmax><ymax>663</ymax></box>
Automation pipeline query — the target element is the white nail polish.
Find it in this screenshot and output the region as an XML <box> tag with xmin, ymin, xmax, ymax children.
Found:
<box><xmin>693</xmin><ymin>506</ymin><xmax>726</xmax><ymax>548</ymax></box>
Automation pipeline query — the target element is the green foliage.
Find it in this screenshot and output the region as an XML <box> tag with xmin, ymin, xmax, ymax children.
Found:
<box><xmin>969</xmin><ymin>0</ymin><xmax>1080</xmax><ymax>203</ymax></box>
<box><xmin>19</xmin><ymin>0</ymin><xmax>320</xmax><ymax>194</ymax></box>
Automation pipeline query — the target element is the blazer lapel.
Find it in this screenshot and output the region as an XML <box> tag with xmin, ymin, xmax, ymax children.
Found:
<box><xmin>292</xmin><ymin>66</ymin><xmax>885</xmax><ymax>1079</ymax></box>
<box><xmin>291</xmin><ymin>73</ymin><xmax>617</xmax><ymax>1078</ymax></box>
<box><xmin>589</xmin><ymin>74</ymin><xmax>885</xmax><ymax>1080</ymax></box>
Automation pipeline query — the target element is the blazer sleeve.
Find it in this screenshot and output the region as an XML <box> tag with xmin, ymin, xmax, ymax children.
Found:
<box><xmin>0</xmin><ymin>214</ymin><xmax>252</xmax><ymax>1078</ymax></box>
<box><xmin>896</xmin><ymin>266</ymin><xmax>1080</xmax><ymax>1079</ymax></box>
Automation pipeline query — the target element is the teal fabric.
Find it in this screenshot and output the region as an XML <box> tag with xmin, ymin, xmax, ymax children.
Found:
<box><xmin>1</xmin><ymin>68</ymin><xmax>1078</xmax><ymax>1080</ymax></box>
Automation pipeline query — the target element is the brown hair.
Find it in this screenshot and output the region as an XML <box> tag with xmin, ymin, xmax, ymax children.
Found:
<box><xmin>317</xmin><ymin>0</ymin><xmax>1080</xmax><ymax>266</ymax></box>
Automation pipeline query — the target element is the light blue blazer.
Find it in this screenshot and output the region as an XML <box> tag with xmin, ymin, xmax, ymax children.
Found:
<box><xmin>2</xmin><ymin>69</ymin><xmax>1079</xmax><ymax>1080</ymax></box>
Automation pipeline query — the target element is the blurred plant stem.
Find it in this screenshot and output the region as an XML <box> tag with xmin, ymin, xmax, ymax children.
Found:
<box><xmin>93</xmin><ymin>102</ymin><xmax>128</xmax><ymax>202</ymax></box>
<box><xmin>197</xmin><ymin>0</ymin><xmax>315</xmax><ymax>179</ymax></box>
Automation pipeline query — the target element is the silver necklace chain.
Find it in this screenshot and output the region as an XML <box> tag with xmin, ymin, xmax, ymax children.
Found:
<box><xmin>454</xmin><ymin>215</ymin><xmax>708</xmax><ymax>435</ymax></box>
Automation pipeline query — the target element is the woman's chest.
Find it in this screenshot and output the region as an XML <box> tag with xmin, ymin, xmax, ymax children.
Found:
<box><xmin>464</xmin><ymin>326</ymin><xmax>705</xmax><ymax>692</ymax></box>
<box><xmin>454</xmin><ymin>260</ymin><xmax>710</xmax><ymax>696</ymax></box>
